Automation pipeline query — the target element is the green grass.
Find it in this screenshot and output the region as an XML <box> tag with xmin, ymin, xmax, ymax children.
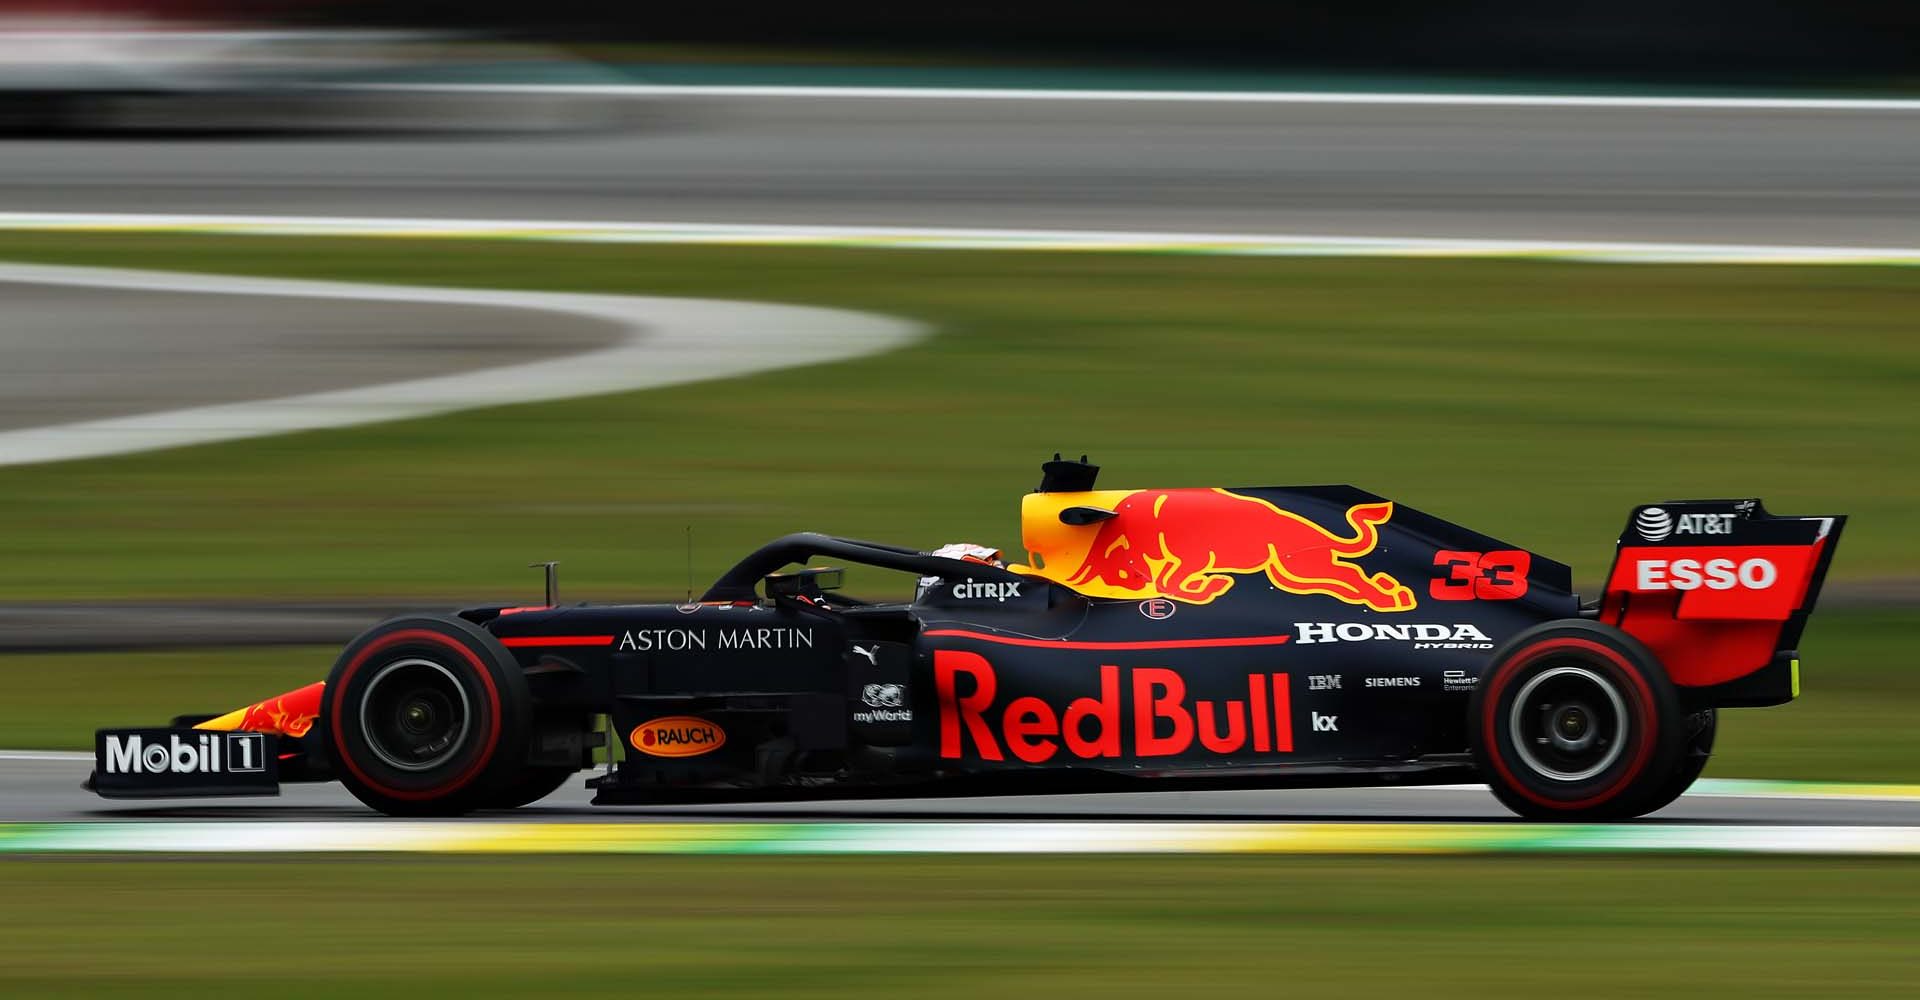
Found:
<box><xmin>4</xmin><ymin>611</ymin><xmax>1912</xmax><ymax>781</ymax></box>
<box><xmin>1709</xmin><ymin>612</ymin><xmax>1920</xmax><ymax>781</ymax></box>
<box><xmin>1</xmin><ymin>854</ymin><xmax>1916</xmax><ymax>997</ymax></box>
<box><xmin>0</xmin><ymin>646</ymin><xmax>331</xmax><ymax>750</ymax></box>
<box><xmin>0</xmin><ymin>234</ymin><xmax>1915</xmax><ymax>601</ymax></box>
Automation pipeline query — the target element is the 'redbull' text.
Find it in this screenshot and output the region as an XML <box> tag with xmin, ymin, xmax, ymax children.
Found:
<box><xmin>934</xmin><ymin>650</ymin><xmax>1293</xmax><ymax>762</ymax></box>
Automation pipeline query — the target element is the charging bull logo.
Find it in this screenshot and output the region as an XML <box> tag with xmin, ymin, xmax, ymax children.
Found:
<box><xmin>1057</xmin><ymin>489</ymin><xmax>1416</xmax><ymax>610</ymax></box>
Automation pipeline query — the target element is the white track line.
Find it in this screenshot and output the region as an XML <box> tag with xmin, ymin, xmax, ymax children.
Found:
<box><xmin>6</xmin><ymin>213</ymin><xmax>1920</xmax><ymax>264</ymax></box>
<box><xmin>0</xmin><ymin>263</ymin><xmax>923</xmax><ymax>468</ymax></box>
<box><xmin>337</xmin><ymin>82</ymin><xmax>1920</xmax><ymax>112</ymax></box>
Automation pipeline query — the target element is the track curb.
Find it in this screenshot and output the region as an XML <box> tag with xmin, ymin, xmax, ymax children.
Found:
<box><xmin>4</xmin><ymin>820</ymin><xmax>1920</xmax><ymax>855</ymax></box>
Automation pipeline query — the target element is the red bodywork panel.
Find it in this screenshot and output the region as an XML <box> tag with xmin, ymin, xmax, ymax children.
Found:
<box><xmin>1598</xmin><ymin>503</ymin><xmax>1840</xmax><ymax>696</ymax></box>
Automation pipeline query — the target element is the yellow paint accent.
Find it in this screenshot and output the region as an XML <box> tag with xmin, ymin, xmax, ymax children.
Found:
<box><xmin>188</xmin><ymin>681</ymin><xmax>326</xmax><ymax>738</ymax></box>
<box><xmin>1791</xmin><ymin>658</ymin><xmax>1801</xmax><ymax>699</ymax></box>
<box><xmin>1014</xmin><ymin>488</ymin><xmax>1141</xmax><ymax>582</ymax></box>
<box><xmin>193</xmin><ymin>707</ymin><xmax>247</xmax><ymax>732</ymax></box>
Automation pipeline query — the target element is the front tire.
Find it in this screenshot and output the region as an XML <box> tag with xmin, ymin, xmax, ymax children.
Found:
<box><xmin>486</xmin><ymin>767</ymin><xmax>579</xmax><ymax>810</ymax></box>
<box><xmin>1472</xmin><ymin>620</ymin><xmax>1686</xmax><ymax>821</ymax></box>
<box><xmin>323</xmin><ymin>616</ymin><xmax>531</xmax><ymax>817</ymax></box>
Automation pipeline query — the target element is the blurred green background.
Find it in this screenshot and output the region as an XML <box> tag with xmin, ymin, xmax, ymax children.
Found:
<box><xmin>1</xmin><ymin>234</ymin><xmax>1910</xmax><ymax>597</ymax></box>
<box><xmin>3</xmin><ymin>855</ymin><xmax>1918</xmax><ymax>997</ymax></box>
<box><xmin>0</xmin><ymin>234</ymin><xmax>1912</xmax><ymax>779</ymax></box>
<box><xmin>1</xmin><ymin>232</ymin><xmax>1915</xmax><ymax>1000</ymax></box>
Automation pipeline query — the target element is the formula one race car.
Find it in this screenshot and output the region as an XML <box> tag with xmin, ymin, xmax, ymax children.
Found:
<box><xmin>89</xmin><ymin>457</ymin><xmax>1844</xmax><ymax>820</ymax></box>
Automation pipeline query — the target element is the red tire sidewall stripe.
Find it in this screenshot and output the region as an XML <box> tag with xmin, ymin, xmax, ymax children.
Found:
<box><xmin>329</xmin><ymin>628</ymin><xmax>503</xmax><ymax>801</ymax></box>
<box><xmin>1481</xmin><ymin>636</ymin><xmax>1660</xmax><ymax>812</ymax></box>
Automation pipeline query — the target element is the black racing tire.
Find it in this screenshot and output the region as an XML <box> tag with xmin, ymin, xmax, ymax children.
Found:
<box><xmin>1635</xmin><ymin>708</ymin><xmax>1717</xmax><ymax>817</ymax></box>
<box><xmin>1472</xmin><ymin>620</ymin><xmax>1687</xmax><ymax>821</ymax></box>
<box><xmin>486</xmin><ymin>766</ymin><xmax>579</xmax><ymax>810</ymax></box>
<box><xmin>323</xmin><ymin>615</ymin><xmax>530</xmax><ymax>817</ymax></box>
<box><xmin>481</xmin><ymin>709</ymin><xmax>592</xmax><ymax>810</ymax></box>
<box><xmin>480</xmin><ymin>763</ymin><xmax>576</xmax><ymax>809</ymax></box>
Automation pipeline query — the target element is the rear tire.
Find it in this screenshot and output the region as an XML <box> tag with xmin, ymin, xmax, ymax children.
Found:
<box><xmin>1472</xmin><ymin>620</ymin><xmax>1686</xmax><ymax>821</ymax></box>
<box><xmin>323</xmin><ymin>616</ymin><xmax>530</xmax><ymax>817</ymax></box>
<box><xmin>1635</xmin><ymin>708</ymin><xmax>1716</xmax><ymax>816</ymax></box>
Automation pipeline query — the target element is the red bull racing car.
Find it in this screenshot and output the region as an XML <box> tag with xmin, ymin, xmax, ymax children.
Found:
<box><xmin>89</xmin><ymin>457</ymin><xmax>1844</xmax><ymax>820</ymax></box>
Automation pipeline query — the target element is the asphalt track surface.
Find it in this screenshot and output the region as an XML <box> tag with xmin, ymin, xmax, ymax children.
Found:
<box><xmin>6</xmin><ymin>94</ymin><xmax>1920</xmax><ymax>245</ymax></box>
<box><xmin>0</xmin><ymin>263</ymin><xmax>921</xmax><ymax>467</ymax></box>
<box><xmin>4</xmin><ymin>753</ymin><xmax>1918</xmax><ymax>825</ymax></box>
<box><xmin>0</xmin><ymin>280</ymin><xmax>621</xmax><ymax>430</ymax></box>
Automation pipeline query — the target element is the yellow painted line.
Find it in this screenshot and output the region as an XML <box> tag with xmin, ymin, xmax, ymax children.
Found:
<box><xmin>7</xmin><ymin>821</ymin><xmax>1920</xmax><ymax>855</ymax></box>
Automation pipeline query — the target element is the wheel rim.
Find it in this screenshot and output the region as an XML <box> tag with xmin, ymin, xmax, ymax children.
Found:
<box><xmin>1509</xmin><ymin>665</ymin><xmax>1628</xmax><ymax>782</ymax></box>
<box><xmin>359</xmin><ymin>657</ymin><xmax>473</xmax><ymax>772</ymax></box>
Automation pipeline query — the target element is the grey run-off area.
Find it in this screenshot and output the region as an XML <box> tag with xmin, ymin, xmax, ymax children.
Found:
<box><xmin>0</xmin><ymin>263</ymin><xmax>923</xmax><ymax>467</ymax></box>
<box><xmin>0</xmin><ymin>282</ymin><xmax>622</xmax><ymax>430</ymax></box>
<box><xmin>5</xmin><ymin>95</ymin><xmax>1920</xmax><ymax>245</ymax></box>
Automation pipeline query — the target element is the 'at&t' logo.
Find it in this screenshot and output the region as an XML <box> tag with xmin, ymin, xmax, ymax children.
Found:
<box><xmin>629</xmin><ymin>716</ymin><xmax>726</xmax><ymax>758</ymax></box>
<box><xmin>1637</xmin><ymin>507</ymin><xmax>1740</xmax><ymax>542</ymax></box>
<box><xmin>1634</xmin><ymin>507</ymin><xmax>1675</xmax><ymax>541</ymax></box>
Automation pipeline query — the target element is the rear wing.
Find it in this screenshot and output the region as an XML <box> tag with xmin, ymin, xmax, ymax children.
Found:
<box><xmin>1598</xmin><ymin>500</ymin><xmax>1843</xmax><ymax>707</ymax></box>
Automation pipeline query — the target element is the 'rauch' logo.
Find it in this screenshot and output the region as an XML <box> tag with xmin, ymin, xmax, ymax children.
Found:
<box><xmin>629</xmin><ymin>716</ymin><xmax>726</xmax><ymax>758</ymax></box>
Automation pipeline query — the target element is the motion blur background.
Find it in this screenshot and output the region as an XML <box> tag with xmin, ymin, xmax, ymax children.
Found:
<box><xmin>2</xmin><ymin>2</ymin><xmax>1917</xmax><ymax>997</ymax></box>
<box><xmin>24</xmin><ymin>1</ymin><xmax>1920</xmax><ymax>77</ymax></box>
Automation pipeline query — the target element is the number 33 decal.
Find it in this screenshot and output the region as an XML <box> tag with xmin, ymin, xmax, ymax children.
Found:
<box><xmin>1431</xmin><ymin>550</ymin><xmax>1530</xmax><ymax>601</ymax></box>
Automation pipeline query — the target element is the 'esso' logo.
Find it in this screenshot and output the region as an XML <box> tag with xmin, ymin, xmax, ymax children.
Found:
<box><xmin>1138</xmin><ymin>598</ymin><xmax>1177</xmax><ymax>620</ymax></box>
<box><xmin>1635</xmin><ymin>557</ymin><xmax>1777</xmax><ymax>592</ymax></box>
